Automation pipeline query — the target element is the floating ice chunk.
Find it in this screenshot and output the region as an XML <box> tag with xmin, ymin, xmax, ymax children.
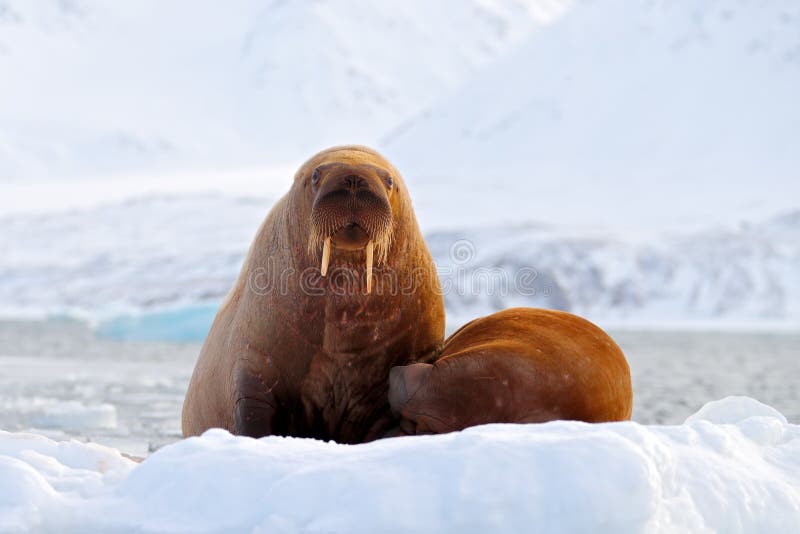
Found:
<box><xmin>95</xmin><ymin>304</ymin><xmax>219</xmax><ymax>342</ymax></box>
<box><xmin>685</xmin><ymin>396</ymin><xmax>788</xmax><ymax>425</ymax></box>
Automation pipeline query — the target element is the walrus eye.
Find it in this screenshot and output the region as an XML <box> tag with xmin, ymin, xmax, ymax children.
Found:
<box><xmin>311</xmin><ymin>169</ymin><xmax>321</xmax><ymax>186</ymax></box>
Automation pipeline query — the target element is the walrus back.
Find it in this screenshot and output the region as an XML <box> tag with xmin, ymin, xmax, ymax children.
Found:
<box><xmin>441</xmin><ymin>308</ymin><xmax>633</xmax><ymax>423</ymax></box>
<box><xmin>389</xmin><ymin>307</ymin><xmax>632</xmax><ymax>434</ymax></box>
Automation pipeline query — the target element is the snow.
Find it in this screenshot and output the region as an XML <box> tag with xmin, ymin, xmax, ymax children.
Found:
<box><xmin>0</xmin><ymin>0</ymin><xmax>567</xmax><ymax>180</ymax></box>
<box><xmin>0</xmin><ymin>396</ymin><xmax>798</xmax><ymax>532</ymax></box>
<box><xmin>2</xmin><ymin>0</ymin><xmax>796</xmax><ymax>231</ymax></box>
<box><xmin>385</xmin><ymin>0</ymin><xmax>800</xmax><ymax>232</ymax></box>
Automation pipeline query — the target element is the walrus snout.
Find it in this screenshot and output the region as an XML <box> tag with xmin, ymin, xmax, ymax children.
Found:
<box><xmin>331</xmin><ymin>222</ymin><xmax>371</xmax><ymax>250</ymax></box>
<box><xmin>309</xmin><ymin>163</ymin><xmax>395</xmax><ymax>292</ymax></box>
<box><xmin>311</xmin><ymin>163</ymin><xmax>391</xmax><ymax>206</ymax></box>
<box><xmin>310</xmin><ymin>172</ymin><xmax>392</xmax><ymax>246</ymax></box>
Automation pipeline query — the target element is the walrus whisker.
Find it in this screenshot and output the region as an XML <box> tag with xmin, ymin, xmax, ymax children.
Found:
<box><xmin>365</xmin><ymin>241</ymin><xmax>374</xmax><ymax>294</ymax></box>
<box><xmin>321</xmin><ymin>237</ymin><xmax>331</xmax><ymax>276</ymax></box>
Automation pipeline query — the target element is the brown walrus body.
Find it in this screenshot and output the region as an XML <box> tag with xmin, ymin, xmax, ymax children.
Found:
<box><xmin>389</xmin><ymin>308</ymin><xmax>632</xmax><ymax>435</ymax></box>
<box><xmin>182</xmin><ymin>146</ymin><xmax>445</xmax><ymax>443</ymax></box>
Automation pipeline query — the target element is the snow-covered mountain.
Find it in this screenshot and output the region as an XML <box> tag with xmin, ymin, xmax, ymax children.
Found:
<box><xmin>429</xmin><ymin>210</ymin><xmax>800</xmax><ymax>328</ymax></box>
<box><xmin>0</xmin><ymin>193</ymin><xmax>796</xmax><ymax>337</ymax></box>
<box><xmin>1</xmin><ymin>0</ymin><xmax>798</xmax><ymax>332</ymax></box>
<box><xmin>0</xmin><ymin>0</ymin><xmax>568</xmax><ymax>179</ymax></box>
<box><xmin>385</xmin><ymin>0</ymin><xmax>800</xmax><ymax>231</ymax></box>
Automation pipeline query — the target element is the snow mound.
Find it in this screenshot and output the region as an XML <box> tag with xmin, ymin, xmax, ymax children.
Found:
<box><xmin>1</xmin><ymin>397</ymin><xmax>798</xmax><ymax>533</ymax></box>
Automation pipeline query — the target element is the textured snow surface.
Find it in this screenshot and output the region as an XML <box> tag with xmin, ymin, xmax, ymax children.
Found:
<box><xmin>0</xmin><ymin>397</ymin><xmax>798</xmax><ymax>533</ymax></box>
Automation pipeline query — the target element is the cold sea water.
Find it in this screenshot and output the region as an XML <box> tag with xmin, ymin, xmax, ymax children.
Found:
<box><xmin>0</xmin><ymin>319</ymin><xmax>797</xmax><ymax>457</ymax></box>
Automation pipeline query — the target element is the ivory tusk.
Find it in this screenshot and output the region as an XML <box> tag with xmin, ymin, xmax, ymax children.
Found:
<box><xmin>365</xmin><ymin>241</ymin><xmax>374</xmax><ymax>294</ymax></box>
<box><xmin>321</xmin><ymin>237</ymin><xmax>331</xmax><ymax>276</ymax></box>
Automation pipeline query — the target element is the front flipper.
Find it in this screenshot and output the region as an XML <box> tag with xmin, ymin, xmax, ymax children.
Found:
<box><xmin>232</xmin><ymin>362</ymin><xmax>280</xmax><ymax>438</ymax></box>
<box><xmin>388</xmin><ymin>363</ymin><xmax>433</xmax><ymax>418</ymax></box>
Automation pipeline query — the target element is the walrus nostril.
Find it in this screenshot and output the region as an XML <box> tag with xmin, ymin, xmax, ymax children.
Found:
<box><xmin>344</xmin><ymin>175</ymin><xmax>366</xmax><ymax>189</ymax></box>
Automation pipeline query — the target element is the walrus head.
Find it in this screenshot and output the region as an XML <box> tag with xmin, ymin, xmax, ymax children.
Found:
<box><xmin>306</xmin><ymin>159</ymin><xmax>395</xmax><ymax>292</ymax></box>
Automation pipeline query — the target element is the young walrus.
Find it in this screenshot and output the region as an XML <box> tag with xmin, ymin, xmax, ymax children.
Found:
<box><xmin>388</xmin><ymin>308</ymin><xmax>632</xmax><ymax>435</ymax></box>
<box><xmin>182</xmin><ymin>146</ymin><xmax>445</xmax><ymax>443</ymax></box>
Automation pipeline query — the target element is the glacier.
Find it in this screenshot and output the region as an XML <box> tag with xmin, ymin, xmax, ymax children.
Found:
<box><xmin>0</xmin><ymin>396</ymin><xmax>798</xmax><ymax>533</ymax></box>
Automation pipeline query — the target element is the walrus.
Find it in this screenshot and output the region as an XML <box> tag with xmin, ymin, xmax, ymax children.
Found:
<box><xmin>388</xmin><ymin>308</ymin><xmax>632</xmax><ymax>435</ymax></box>
<box><xmin>182</xmin><ymin>145</ymin><xmax>445</xmax><ymax>443</ymax></box>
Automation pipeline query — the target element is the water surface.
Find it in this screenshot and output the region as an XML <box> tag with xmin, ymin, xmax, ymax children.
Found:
<box><xmin>0</xmin><ymin>320</ymin><xmax>797</xmax><ymax>456</ymax></box>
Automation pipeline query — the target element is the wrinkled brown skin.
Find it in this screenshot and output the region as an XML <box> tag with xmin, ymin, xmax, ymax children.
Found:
<box><xmin>182</xmin><ymin>146</ymin><xmax>445</xmax><ymax>443</ymax></box>
<box><xmin>389</xmin><ymin>308</ymin><xmax>632</xmax><ymax>435</ymax></box>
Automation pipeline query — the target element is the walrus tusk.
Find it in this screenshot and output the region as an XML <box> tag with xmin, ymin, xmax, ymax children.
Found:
<box><xmin>366</xmin><ymin>240</ymin><xmax>374</xmax><ymax>294</ymax></box>
<box><xmin>321</xmin><ymin>237</ymin><xmax>331</xmax><ymax>276</ymax></box>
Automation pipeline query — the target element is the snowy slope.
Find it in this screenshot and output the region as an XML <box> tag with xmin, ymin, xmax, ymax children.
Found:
<box><xmin>1</xmin><ymin>0</ymin><xmax>798</xmax><ymax>332</ymax></box>
<box><xmin>0</xmin><ymin>194</ymin><xmax>267</xmax><ymax>319</ymax></box>
<box><xmin>0</xmin><ymin>0</ymin><xmax>568</xmax><ymax>179</ymax></box>
<box><xmin>1</xmin><ymin>397</ymin><xmax>799</xmax><ymax>533</ymax></box>
<box><xmin>0</xmin><ymin>193</ymin><xmax>797</xmax><ymax>337</ymax></box>
<box><xmin>385</xmin><ymin>0</ymin><xmax>800</xmax><ymax>231</ymax></box>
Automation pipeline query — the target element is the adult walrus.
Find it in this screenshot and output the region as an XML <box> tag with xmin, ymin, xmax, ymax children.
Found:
<box><xmin>182</xmin><ymin>146</ymin><xmax>445</xmax><ymax>443</ymax></box>
<box><xmin>388</xmin><ymin>308</ymin><xmax>632</xmax><ymax>435</ymax></box>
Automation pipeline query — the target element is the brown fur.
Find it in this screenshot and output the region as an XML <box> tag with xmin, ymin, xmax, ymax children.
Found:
<box><xmin>182</xmin><ymin>146</ymin><xmax>445</xmax><ymax>443</ymax></box>
<box><xmin>389</xmin><ymin>308</ymin><xmax>632</xmax><ymax>434</ymax></box>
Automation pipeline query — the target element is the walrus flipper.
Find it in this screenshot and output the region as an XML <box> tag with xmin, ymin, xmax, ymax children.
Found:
<box><xmin>232</xmin><ymin>363</ymin><xmax>280</xmax><ymax>438</ymax></box>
